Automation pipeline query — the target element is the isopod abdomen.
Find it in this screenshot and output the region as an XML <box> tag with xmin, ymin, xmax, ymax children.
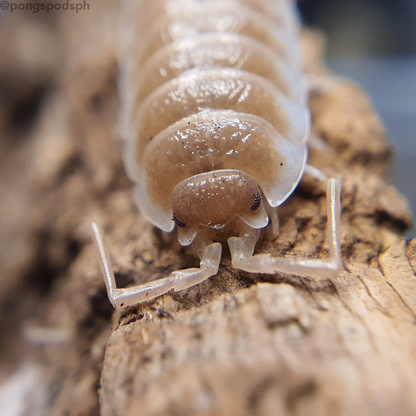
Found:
<box><xmin>91</xmin><ymin>0</ymin><xmax>342</xmax><ymax>309</ymax></box>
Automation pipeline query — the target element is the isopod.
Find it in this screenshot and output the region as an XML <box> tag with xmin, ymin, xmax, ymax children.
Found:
<box><xmin>91</xmin><ymin>0</ymin><xmax>342</xmax><ymax>309</ymax></box>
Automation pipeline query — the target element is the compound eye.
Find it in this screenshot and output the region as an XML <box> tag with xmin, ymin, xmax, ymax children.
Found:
<box><xmin>172</xmin><ymin>213</ymin><xmax>186</xmax><ymax>228</ymax></box>
<box><xmin>251</xmin><ymin>192</ymin><xmax>261</xmax><ymax>211</ymax></box>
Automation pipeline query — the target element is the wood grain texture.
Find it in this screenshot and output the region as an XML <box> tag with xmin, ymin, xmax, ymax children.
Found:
<box><xmin>0</xmin><ymin>2</ymin><xmax>415</xmax><ymax>416</ymax></box>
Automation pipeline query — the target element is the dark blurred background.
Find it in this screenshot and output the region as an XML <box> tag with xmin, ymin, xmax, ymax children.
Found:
<box><xmin>299</xmin><ymin>0</ymin><xmax>416</xmax><ymax>236</ymax></box>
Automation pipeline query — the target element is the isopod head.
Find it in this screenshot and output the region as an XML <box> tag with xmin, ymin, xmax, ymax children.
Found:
<box><xmin>171</xmin><ymin>170</ymin><xmax>269</xmax><ymax>245</ymax></box>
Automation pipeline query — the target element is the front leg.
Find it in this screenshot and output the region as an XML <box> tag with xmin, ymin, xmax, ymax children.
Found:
<box><xmin>228</xmin><ymin>179</ymin><xmax>341</xmax><ymax>279</ymax></box>
<box><xmin>90</xmin><ymin>223</ymin><xmax>222</xmax><ymax>309</ymax></box>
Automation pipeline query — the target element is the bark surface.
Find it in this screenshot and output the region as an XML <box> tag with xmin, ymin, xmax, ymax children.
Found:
<box><xmin>0</xmin><ymin>3</ymin><xmax>415</xmax><ymax>416</ymax></box>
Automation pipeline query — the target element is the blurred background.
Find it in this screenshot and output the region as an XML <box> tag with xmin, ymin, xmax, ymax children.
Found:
<box><xmin>299</xmin><ymin>0</ymin><xmax>416</xmax><ymax>237</ymax></box>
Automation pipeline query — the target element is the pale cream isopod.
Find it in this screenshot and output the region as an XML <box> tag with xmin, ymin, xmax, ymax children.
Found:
<box><xmin>91</xmin><ymin>0</ymin><xmax>342</xmax><ymax>309</ymax></box>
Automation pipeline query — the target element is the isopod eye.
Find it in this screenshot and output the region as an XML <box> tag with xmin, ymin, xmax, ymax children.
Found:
<box><xmin>251</xmin><ymin>192</ymin><xmax>261</xmax><ymax>211</ymax></box>
<box><xmin>172</xmin><ymin>213</ymin><xmax>186</xmax><ymax>228</ymax></box>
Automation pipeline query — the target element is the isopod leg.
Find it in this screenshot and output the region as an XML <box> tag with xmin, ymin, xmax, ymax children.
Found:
<box><xmin>90</xmin><ymin>223</ymin><xmax>222</xmax><ymax>309</ymax></box>
<box><xmin>228</xmin><ymin>178</ymin><xmax>342</xmax><ymax>279</ymax></box>
<box><xmin>90</xmin><ymin>222</ymin><xmax>117</xmax><ymax>307</ymax></box>
<box><xmin>307</xmin><ymin>135</ymin><xmax>328</xmax><ymax>151</ymax></box>
<box><xmin>264</xmin><ymin>201</ymin><xmax>280</xmax><ymax>239</ymax></box>
<box><xmin>305</xmin><ymin>164</ymin><xmax>328</xmax><ymax>182</ymax></box>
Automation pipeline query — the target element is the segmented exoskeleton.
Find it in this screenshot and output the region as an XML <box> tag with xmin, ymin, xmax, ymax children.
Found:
<box><xmin>91</xmin><ymin>0</ymin><xmax>342</xmax><ymax>309</ymax></box>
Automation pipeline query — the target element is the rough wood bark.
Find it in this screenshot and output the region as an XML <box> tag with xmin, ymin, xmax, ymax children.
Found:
<box><xmin>0</xmin><ymin>2</ymin><xmax>415</xmax><ymax>416</ymax></box>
